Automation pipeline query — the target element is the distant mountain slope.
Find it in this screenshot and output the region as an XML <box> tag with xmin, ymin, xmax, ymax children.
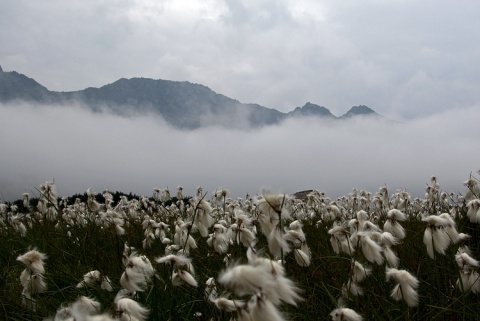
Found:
<box><xmin>0</xmin><ymin>66</ymin><xmax>383</xmax><ymax>129</ymax></box>
<box><xmin>0</xmin><ymin>69</ymin><xmax>52</xmax><ymax>102</ymax></box>
<box><xmin>62</xmin><ymin>77</ymin><xmax>285</xmax><ymax>128</ymax></box>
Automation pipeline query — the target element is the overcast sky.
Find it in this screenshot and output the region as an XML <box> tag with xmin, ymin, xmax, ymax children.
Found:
<box><xmin>1</xmin><ymin>1</ymin><xmax>480</xmax><ymax>201</ymax></box>
<box><xmin>1</xmin><ymin>0</ymin><xmax>480</xmax><ymax>119</ymax></box>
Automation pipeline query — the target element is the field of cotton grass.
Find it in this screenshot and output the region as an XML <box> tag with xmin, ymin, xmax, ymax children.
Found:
<box><xmin>1</xmin><ymin>173</ymin><xmax>479</xmax><ymax>320</ymax></box>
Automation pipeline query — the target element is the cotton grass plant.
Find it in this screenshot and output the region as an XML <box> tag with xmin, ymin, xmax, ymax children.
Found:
<box><xmin>0</xmin><ymin>173</ymin><xmax>479</xmax><ymax>320</ymax></box>
<box><xmin>17</xmin><ymin>248</ymin><xmax>48</xmax><ymax>312</ymax></box>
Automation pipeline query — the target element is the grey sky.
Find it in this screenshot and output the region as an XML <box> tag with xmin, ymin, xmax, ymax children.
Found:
<box><xmin>1</xmin><ymin>0</ymin><xmax>479</xmax><ymax>119</ymax></box>
<box><xmin>1</xmin><ymin>1</ymin><xmax>479</xmax><ymax>201</ymax></box>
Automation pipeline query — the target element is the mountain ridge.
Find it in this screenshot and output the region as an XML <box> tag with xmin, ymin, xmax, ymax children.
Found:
<box><xmin>0</xmin><ymin>66</ymin><xmax>383</xmax><ymax>129</ymax></box>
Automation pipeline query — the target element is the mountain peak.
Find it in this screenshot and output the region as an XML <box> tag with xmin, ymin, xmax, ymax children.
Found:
<box><xmin>288</xmin><ymin>102</ymin><xmax>335</xmax><ymax>118</ymax></box>
<box><xmin>341</xmin><ymin>105</ymin><xmax>378</xmax><ymax>118</ymax></box>
<box><xmin>0</xmin><ymin>65</ymin><xmax>3</xmax><ymax>73</ymax></box>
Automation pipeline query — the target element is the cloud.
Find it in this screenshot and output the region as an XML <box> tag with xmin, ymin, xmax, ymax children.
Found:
<box><xmin>2</xmin><ymin>1</ymin><xmax>479</xmax><ymax>119</ymax></box>
<box><xmin>1</xmin><ymin>102</ymin><xmax>478</xmax><ymax>202</ymax></box>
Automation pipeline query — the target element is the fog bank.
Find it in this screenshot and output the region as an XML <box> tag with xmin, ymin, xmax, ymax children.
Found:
<box><xmin>1</xmin><ymin>102</ymin><xmax>478</xmax><ymax>201</ymax></box>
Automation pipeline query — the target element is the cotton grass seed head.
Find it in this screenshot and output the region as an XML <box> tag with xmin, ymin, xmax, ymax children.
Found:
<box><xmin>330</xmin><ymin>307</ymin><xmax>363</xmax><ymax>321</ymax></box>
<box><xmin>17</xmin><ymin>248</ymin><xmax>47</xmax><ymax>274</ymax></box>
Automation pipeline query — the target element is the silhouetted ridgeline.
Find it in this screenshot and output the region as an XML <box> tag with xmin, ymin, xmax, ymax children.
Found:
<box><xmin>1</xmin><ymin>65</ymin><xmax>383</xmax><ymax>129</ymax></box>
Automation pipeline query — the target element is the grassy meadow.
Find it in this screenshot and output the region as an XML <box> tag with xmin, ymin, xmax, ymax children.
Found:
<box><xmin>0</xmin><ymin>175</ymin><xmax>479</xmax><ymax>320</ymax></box>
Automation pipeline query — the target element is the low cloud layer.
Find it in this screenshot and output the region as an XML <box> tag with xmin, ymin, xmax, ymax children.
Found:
<box><xmin>1</xmin><ymin>102</ymin><xmax>479</xmax><ymax>202</ymax></box>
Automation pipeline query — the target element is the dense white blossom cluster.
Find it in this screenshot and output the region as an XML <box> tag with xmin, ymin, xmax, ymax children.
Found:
<box><xmin>1</xmin><ymin>172</ymin><xmax>479</xmax><ymax>320</ymax></box>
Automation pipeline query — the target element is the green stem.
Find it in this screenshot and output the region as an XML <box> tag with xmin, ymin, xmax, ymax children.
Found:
<box><xmin>183</xmin><ymin>192</ymin><xmax>208</xmax><ymax>251</ymax></box>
